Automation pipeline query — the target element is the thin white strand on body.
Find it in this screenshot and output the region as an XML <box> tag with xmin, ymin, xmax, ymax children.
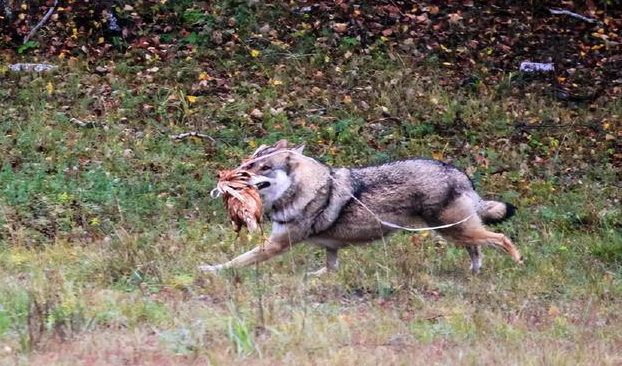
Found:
<box><xmin>224</xmin><ymin>149</ymin><xmax>474</xmax><ymax>233</ymax></box>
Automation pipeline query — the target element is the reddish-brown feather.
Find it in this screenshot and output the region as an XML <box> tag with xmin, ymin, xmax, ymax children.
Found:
<box><xmin>217</xmin><ymin>170</ymin><xmax>263</xmax><ymax>235</ymax></box>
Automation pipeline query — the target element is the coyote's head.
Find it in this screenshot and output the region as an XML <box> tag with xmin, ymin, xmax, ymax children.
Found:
<box><xmin>243</xmin><ymin>139</ymin><xmax>306</xmax><ymax>207</ymax></box>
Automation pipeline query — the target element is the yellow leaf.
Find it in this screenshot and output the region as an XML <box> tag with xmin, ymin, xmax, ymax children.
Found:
<box><xmin>271</xmin><ymin>79</ymin><xmax>283</xmax><ymax>86</ymax></box>
<box><xmin>421</xmin><ymin>231</ymin><xmax>429</xmax><ymax>238</ymax></box>
<box><xmin>186</xmin><ymin>95</ymin><xmax>197</xmax><ymax>103</ymax></box>
<box><xmin>199</xmin><ymin>72</ymin><xmax>211</xmax><ymax>81</ymax></box>
<box><xmin>21</xmin><ymin>3</ymin><xmax>28</xmax><ymax>10</ymax></box>
<box><xmin>10</xmin><ymin>251</ymin><xmax>28</xmax><ymax>265</ymax></box>
<box><xmin>59</xmin><ymin>192</ymin><xmax>70</xmax><ymax>203</ymax></box>
<box><xmin>250</xmin><ymin>49</ymin><xmax>260</xmax><ymax>57</ymax></box>
<box><xmin>548</xmin><ymin>305</ymin><xmax>560</xmax><ymax>317</ymax></box>
<box><xmin>339</xmin><ymin>314</ymin><xmax>353</xmax><ymax>324</ymax></box>
<box><xmin>97</xmin><ymin>37</ymin><xmax>104</xmax><ymax>44</ymax></box>
<box><xmin>46</xmin><ymin>82</ymin><xmax>53</xmax><ymax>95</ymax></box>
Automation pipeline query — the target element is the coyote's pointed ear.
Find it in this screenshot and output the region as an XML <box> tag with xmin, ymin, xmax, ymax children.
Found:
<box><xmin>250</xmin><ymin>144</ymin><xmax>269</xmax><ymax>158</ymax></box>
<box><xmin>272</xmin><ymin>139</ymin><xmax>290</xmax><ymax>149</ymax></box>
<box><xmin>293</xmin><ymin>144</ymin><xmax>305</xmax><ymax>154</ymax></box>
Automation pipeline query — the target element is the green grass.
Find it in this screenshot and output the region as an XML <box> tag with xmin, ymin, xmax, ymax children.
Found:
<box><xmin>1</xmin><ymin>24</ymin><xmax>622</xmax><ymax>365</ymax></box>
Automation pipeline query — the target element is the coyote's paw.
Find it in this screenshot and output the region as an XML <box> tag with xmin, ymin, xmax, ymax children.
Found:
<box><xmin>198</xmin><ymin>264</ymin><xmax>224</xmax><ymax>272</ymax></box>
<box><xmin>306</xmin><ymin>266</ymin><xmax>328</xmax><ymax>277</ymax></box>
<box><xmin>469</xmin><ymin>263</ymin><xmax>482</xmax><ymax>274</ymax></box>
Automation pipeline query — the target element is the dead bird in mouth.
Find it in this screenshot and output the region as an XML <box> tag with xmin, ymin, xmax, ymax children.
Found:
<box><xmin>213</xmin><ymin>170</ymin><xmax>264</xmax><ymax>236</ymax></box>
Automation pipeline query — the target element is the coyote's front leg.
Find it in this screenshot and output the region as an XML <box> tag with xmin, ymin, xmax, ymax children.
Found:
<box><xmin>307</xmin><ymin>248</ymin><xmax>339</xmax><ymax>276</ymax></box>
<box><xmin>199</xmin><ymin>233</ymin><xmax>295</xmax><ymax>272</ymax></box>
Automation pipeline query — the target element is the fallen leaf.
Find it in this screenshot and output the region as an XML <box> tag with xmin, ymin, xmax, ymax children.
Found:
<box><xmin>448</xmin><ymin>13</ymin><xmax>463</xmax><ymax>24</ymax></box>
<box><xmin>333</xmin><ymin>23</ymin><xmax>347</xmax><ymax>33</ymax></box>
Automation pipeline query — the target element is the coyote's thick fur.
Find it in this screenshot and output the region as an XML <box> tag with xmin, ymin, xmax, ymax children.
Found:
<box><xmin>200</xmin><ymin>140</ymin><xmax>522</xmax><ymax>274</ymax></box>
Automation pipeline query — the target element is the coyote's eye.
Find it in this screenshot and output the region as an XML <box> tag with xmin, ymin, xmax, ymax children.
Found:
<box><xmin>260</xmin><ymin>165</ymin><xmax>272</xmax><ymax>172</ymax></box>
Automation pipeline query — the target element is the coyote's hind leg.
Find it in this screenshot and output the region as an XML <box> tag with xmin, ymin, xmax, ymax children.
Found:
<box><xmin>465</xmin><ymin>246</ymin><xmax>482</xmax><ymax>273</ymax></box>
<box><xmin>441</xmin><ymin>217</ymin><xmax>523</xmax><ymax>267</ymax></box>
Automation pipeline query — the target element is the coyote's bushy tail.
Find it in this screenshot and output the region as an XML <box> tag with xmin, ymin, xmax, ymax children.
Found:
<box><xmin>480</xmin><ymin>201</ymin><xmax>516</xmax><ymax>224</ymax></box>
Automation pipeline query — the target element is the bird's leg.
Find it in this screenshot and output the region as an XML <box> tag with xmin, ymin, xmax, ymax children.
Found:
<box><xmin>232</xmin><ymin>229</ymin><xmax>243</xmax><ymax>252</ymax></box>
<box><xmin>259</xmin><ymin>224</ymin><xmax>268</xmax><ymax>249</ymax></box>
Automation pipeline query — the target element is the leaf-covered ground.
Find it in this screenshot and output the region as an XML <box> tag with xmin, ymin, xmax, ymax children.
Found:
<box><xmin>3</xmin><ymin>1</ymin><xmax>622</xmax><ymax>102</ymax></box>
<box><xmin>1</xmin><ymin>1</ymin><xmax>622</xmax><ymax>365</ymax></box>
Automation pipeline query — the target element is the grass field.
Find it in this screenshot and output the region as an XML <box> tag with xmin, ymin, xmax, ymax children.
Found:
<box><xmin>2</xmin><ymin>10</ymin><xmax>622</xmax><ymax>364</ymax></box>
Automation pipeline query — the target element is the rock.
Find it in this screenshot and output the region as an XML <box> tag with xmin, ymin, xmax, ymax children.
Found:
<box><xmin>519</xmin><ymin>62</ymin><xmax>554</xmax><ymax>73</ymax></box>
<box><xmin>258</xmin><ymin>24</ymin><xmax>270</xmax><ymax>34</ymax></box>
<box><xmin>270</xmin><ymin>107</ymin><xmax>284</xmax><ymax>116</ymax></box>
<box><xmin>333</xmin><ymin>23</ymin><xmax>347</xmax><ymax>33</ymax></box>
<box><xmin>212</xmin><ymin>31</ymin><xmax>223</xmax><ymax>44</ymax></box>
<box><xmin>250</xmin><ymin>108</ymin><xmax>264</xmax><ymax>119</ymax></box>
<box><xmin>9</xmin><ymin>63</ymin><xmax>57</xmax><ymax>72</ymax></box>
